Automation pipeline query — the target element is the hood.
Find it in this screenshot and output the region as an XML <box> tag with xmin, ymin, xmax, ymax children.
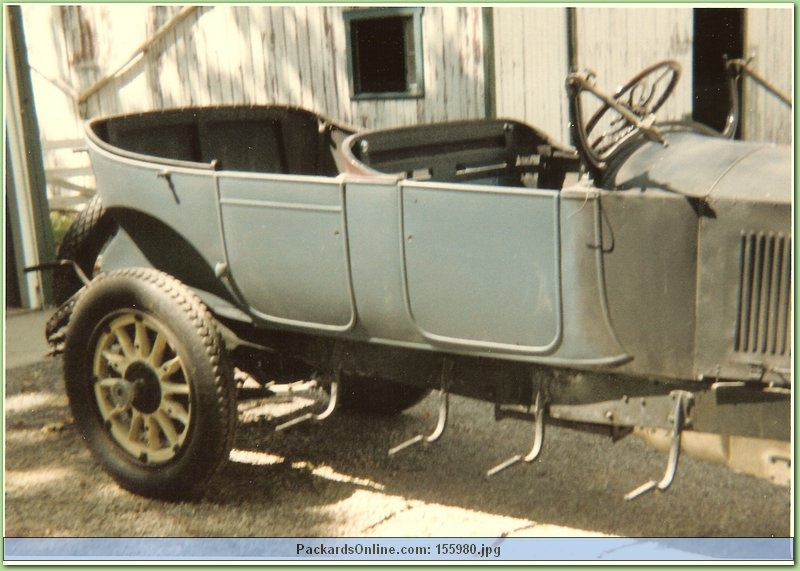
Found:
<box><xmin>610</xmin><ymin>131</ymin><xmax>791</xmax><ymax>204</ymax></box>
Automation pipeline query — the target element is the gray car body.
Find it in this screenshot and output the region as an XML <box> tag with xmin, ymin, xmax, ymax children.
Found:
<box><xmin>86</xmin><ymin>106</ymin><xmax>791</xmax><ymax>395</ymax></box>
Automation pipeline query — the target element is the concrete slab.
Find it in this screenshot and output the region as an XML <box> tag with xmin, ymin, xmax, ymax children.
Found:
<box><xmin>4</xmin><ymin>308</ymin><xmax>54</xmax><ymax>370</ymax></box>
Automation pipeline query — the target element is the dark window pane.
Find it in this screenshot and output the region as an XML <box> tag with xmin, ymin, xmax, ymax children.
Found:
<box><xmin>352</xmin><ymin>17</ymin><xmax>408</xmax><ymax>93</ymax></box>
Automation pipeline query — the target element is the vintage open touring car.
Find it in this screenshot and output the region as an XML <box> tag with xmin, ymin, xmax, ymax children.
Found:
<box><xmin>46</xmin><ymin>60</ymin><xmax>791</xmax><ymax>501</ymax></box>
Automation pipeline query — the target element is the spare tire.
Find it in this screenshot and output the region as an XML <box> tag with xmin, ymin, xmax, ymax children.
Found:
<box><xmin>54</xmin><ymin>195</ymin><xmax>117</xmax><ymax>305</ymax></box>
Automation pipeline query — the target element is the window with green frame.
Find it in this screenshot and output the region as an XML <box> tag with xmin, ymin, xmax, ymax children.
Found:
<box><xmin>344</xmin><ymin>7</ymin><xmax>424</xmax><ymax>99</ymax></box>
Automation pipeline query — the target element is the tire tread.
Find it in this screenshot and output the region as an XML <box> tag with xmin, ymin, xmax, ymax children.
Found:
<box><xmin>65</xmin><ymin>268</ymin><xmax>236</xmax><ymax>500</ymax></box>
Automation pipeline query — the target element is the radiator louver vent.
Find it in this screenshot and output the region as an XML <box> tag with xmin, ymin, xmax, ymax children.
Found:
<box><xmin>734</xmin><ymin>231</ymin><xmax>792</xmax><ymax>355</ymax></box>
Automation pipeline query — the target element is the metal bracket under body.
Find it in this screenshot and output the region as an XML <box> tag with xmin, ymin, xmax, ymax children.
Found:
<box><xmin>388</xmin><ymin>358</ymin><xmax>453</xmax><ymax>456</ymax></box>
<box><xmin>624</xmin><ymin>390</ymin><xmax>693</xmax><ymax>500</ymax></box>
<box><xmin>25</xmin><ymin>259</ymin><xmax>91</xmax><ymax>287</ymax></box>
<box><xmin>486</xmin><ymin>391</ymin><xmax>546</xmax><ymax>477</ymax></box>
<box><xmin>274</xmin><ymin>377</ymin><xmax>340</xmax><ymax>432</ymax></box>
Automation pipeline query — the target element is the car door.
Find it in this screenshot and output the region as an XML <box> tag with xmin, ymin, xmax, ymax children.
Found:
<box><xmin>217</xmin><ymin>172</ymin><xmax>355</xmax><ymax>331</ymax></box>
<box><xmin>399</xmin><ymin>181</ymin><xmax>561</xmax><ymax>353</ymax></box>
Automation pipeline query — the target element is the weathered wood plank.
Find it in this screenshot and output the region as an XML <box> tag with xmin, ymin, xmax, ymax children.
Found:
<box><xmin>494</xmin><ymin>7</ymin><xmax>570</xmax><ymax>144</ymax></box>
<box><xmin>193</xmin><ymin>8</ymin><xmax>214</xmax><ymax>105</ymax></box>
<box><xmin>25</xmin><ymin>5</ymin><xmax>792</xmax><ymax>155</ymax></box>
<box><xmin>575</xmin><ymin>7</ymin><xmax>694</xmax><ymax>124</ymax></box>
<box><xmin>247</xmin><ymin>8</ymin><xmax>267</xmax><ymax>104</ymax></box>
<box><xmin>742</xmin><ymin>7</ymin><xmax>793</xmax><ymax>143</ymax></box>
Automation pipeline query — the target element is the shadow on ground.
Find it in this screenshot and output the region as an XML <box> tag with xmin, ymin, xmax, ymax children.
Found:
<box><xmin>4</xmin><ymin>358</ymin><xmax>791</xmax><ymax>537</ymax></box>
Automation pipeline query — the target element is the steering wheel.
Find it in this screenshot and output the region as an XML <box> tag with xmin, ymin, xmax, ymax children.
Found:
<box><xmin>567</xmin><ymin>60</ymin><xmax>681</xmax><ymax>177</ymax></box>
<box><xmin>586</xmin><ymin>60</ymin><xmax>680</xmax><ymax>151</ymax></box>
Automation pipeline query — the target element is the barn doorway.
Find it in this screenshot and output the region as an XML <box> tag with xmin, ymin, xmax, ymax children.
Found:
<box><xmin>692</xmin><ymin>8</ymin><xmax>744</xmax><ymax>135</ymax></box>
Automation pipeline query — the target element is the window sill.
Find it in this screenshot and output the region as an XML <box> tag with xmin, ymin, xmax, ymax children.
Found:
<box><xmin>351</xmin><ymin>91</ymin><xmax>425</xmax><ymax>101</ymax></box>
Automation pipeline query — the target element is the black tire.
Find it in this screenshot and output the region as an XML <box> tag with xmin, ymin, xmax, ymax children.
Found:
<box><xmin>335</xmin><ymin>374</ymin><xmax>430</xmax><ymax>416</ymax></box>
<box><xmin>54</xmin><ymin>195</ymin><xmax>117</xmax><ymax>305</ymax></box>
<box><xmin>63</xmin><ymin>268</ymin><xmax>237</xmax><ymax>500</ymax></box>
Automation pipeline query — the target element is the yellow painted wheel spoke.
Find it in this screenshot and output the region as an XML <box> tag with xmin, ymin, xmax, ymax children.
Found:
<box><xmin>95</xmin><ymin>380</ymin><xmax>120</xmax><ymax>419</ymax></box>
<box><xmin>128</xmin><ymin>410</ymin><xmax>144</xmax><ymax>441</ymax></box>
<box><xmin>111</xmin><ymin>325</ymin><xmax>136</xmax><ymax>361</ymax></box>
<box><xmin>134</xmin><ymin>320</ymin><xmax>152</xmax><ymax>359</ymax></box>
<box><xmin>108</xmin><ymin>404</ymin><xmax>127</xmax><ymax>419</ymax></box>
<box><xmin>92</xmin><ymin>311</ymin><xmax>194</xmax><ymax>466</ymax></box>
<box><xmin>101</xmin><ymin>351</ymin><xmax>127</xmax><ymax>374</ymax></box>
<box><xmin>159</xmin><ymin>356</ymin><xmax>183</xmax><ymax>379</ymax></box>
<box><xmin>148</xmin><ymin>332</ymin><xmax>168</xmax><ymax>368</ymax></box>
<box><xmin>161</xmin><ymin>381</ymin><xmax>190</xmax><ymax>396</ymax></box>
<box><xmin>145</xmin><ymin>416</ymin><xmax>161</xmax><ymax>451</ymax></box>
<box><xmin>153</xmin><ymin>410</ymin><xmax>180</xmax><ymax>447</ymax></box>
<box><xmin>162</xmin><ymin>399</ymin><xmax>190</xmax><ymax>425</ymax></box>
<box><xmin>97</xmin><ymin>376</ymin><xmax>120</xmax><ymax>389</ymax></box>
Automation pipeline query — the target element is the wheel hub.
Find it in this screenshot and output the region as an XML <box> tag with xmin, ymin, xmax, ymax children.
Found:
<box><xmin>108</xmin><ymin>379</ymin><xmax>134</xmax><ymax>409</ymax></box>
<box><xmin>124</xmin><ymin>361</ymin><xmax>162</xmax><ymax>414</ymax></box>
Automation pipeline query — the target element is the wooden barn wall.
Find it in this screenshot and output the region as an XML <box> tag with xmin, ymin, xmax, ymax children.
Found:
<box><xmin>492</xmin><ymin>7</ymin><xmax>694</xmax><ymax>146</ymax></box>
<box><xmin>493</xmin><ymin>8</ymin><xmax>571</xmax><ymax>146</ymax></box>
<box><xmin>79</xmin><ymin>6</ymin><xmax>485</xmax><ymax>129</ymax></box>
<box><xmin>22</xmin><ymin>4</ymin><xmax>184</xmax><ymax>207</ymax></box>
<box><xmin>742</xmin><ymin>7</ymin><xmax>793</xmax><ymax>144</ymax></box>
<box><xmin>574</xmin><ymin>7</ymin><xmax>694</xmax><ymax>125</ymax></box>
<box><xmin>22</xmin><ymin>3</ymin><xmax>792</xmax><ymax>195</ymax></box>
<box><xmin>21</xmin><ymin>5</ymin><xmax>89</xmax><ymax>200</ymax></box>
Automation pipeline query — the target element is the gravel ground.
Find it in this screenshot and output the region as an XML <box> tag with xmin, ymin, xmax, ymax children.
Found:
<box><xmin>4</xmin><ymin>357</ymin><xmax>792</xmax><ymax>538</ymax></box>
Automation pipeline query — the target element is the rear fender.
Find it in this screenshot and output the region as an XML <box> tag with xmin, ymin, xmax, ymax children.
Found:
<box><xmin>101</xmin><ymin>209</ymin><xmax>247</xmax><ymax>321</ymax></box>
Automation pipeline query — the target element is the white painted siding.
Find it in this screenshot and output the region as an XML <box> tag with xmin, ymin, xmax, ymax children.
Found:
<box><xmin>575</xmin><ymin>7</ymin><xmax>694</xmax><ymax>125</ymax></box>
<box><xmin>68</xmin><ymin>6</ymin><xmax>485</xmax><ymax>129</ymax></box>
<box><xmin>493</xmin><ymin>8</ymin><xmax>571</xmax><ymax>145</ymax></box>
<box><xmin>21</xmin><ymin>3</ymin><xmax>793</xmax><ymax>196</ymax></box>
<box><xmin>348</xmin><ymin>6</ymin><xmax>486</xmax><ymax>127</ymax></box>
<box><xmin>493</xmin><ymin>7</ymin><xmax>695</xmax><ymax>146</ymax></box>
<box><xmin>743</xmin><ymin>7</ymin><xmax>793</xmax><ymax>144</ymax></box>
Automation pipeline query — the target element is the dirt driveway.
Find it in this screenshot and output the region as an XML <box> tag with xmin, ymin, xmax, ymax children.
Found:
<box><xmin>4</xmin><ymin>357</ymin><xmax>791</xmax><ymax>539</ymax></box>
